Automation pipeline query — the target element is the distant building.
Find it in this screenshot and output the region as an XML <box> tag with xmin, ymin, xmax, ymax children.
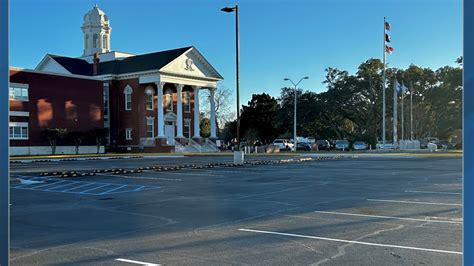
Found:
<box><xmin>10</xmin><ymin>5</ymin><xmax>223</xmax><ymax>155</ymax></box>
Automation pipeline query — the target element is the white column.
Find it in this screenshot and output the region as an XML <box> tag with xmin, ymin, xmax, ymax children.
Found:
<box><xmin>156</xmin><ymin>82</ymin><xmax>165</xmax><ymax>138</ymax></box>
<box><xmin>176</xmin><ymin>84</ymin><xmax>184</xmax><ymax>138</ymax></box>
<box><xmin>193</xmin><ymin>86</ymin><xmax>200</xmax><ymax>138</ymax></box>
<box><xmin>209</xmin><ymin>88</ymin><xmax>217</xmax><ymax>138</ymax></box>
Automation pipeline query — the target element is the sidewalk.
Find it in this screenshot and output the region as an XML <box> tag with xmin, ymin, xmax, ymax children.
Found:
<box><xmin>9</xmin><ymin>149</ymin><xmax>461</xmax><ymax>163</ymax></box>
<box><xmin>9</xmin><ymin>153</ymin><xmax>184</xmax><ymax>163</ymax></box>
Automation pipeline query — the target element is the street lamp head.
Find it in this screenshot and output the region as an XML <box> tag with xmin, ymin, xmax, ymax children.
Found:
<box><xmin>284</xmin><ymin>78</ymin><xmax>289</xmax><ymax>81</ymax></box>
<box><xmin>221</xmin><ymin>6</ymin><xmax>236</xmax><ymax>12</ymax></box>
<box><xmin>303</xmin><ymin>76</ymin><xmax>309</xmax><ymax>80</ymax></box>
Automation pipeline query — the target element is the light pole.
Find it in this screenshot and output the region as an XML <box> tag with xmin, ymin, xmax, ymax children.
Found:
<box><xmin>284</xmin><ymin>77</ymin><xmax>309</xmax><ymax>152</ymax></box>
<box><xmin>221</xmin><ymin>5</ymin><xmax>240</xmax><ymax>151</ymax></box>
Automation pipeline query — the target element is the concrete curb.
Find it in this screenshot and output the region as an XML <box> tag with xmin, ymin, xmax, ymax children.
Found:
<box><xmin>10</xmin><ymin>155</ymin><xmax>185</xmax><ymax>164</ymax></box>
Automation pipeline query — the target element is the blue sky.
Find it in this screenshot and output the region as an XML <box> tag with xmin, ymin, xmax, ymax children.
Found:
<box><xmin>10</xmin><ymin>0</ymin><xmax>461</xmax><ymax>109</ymax></box>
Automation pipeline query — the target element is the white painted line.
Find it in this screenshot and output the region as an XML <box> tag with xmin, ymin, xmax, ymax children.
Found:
<box><xmin>18</xmin><ymin>180</ymin><xmax>66</xmax><ymax>189</ymax></box>
<box><xmin>165</xmin><ymin>172</ymin><xmax>222</xmax><ymax>177</ymax></box>
<box><xmin>45</xmin><ymin>181</ymin><xmax>79</xmax><ymax>191</ymax></box>
<box><xmin>238</xmin><ymin>228</ymin><xmax>462</xmax><ymax>255</ymax></box>
<box><xmin>106</xmin><ymin>174</ymin><xmax>181</xmax><ymax>181</ymax></box>
<box><xmin>62</xmin><ymin>183</ymin><xmax>96</xmax><ymax>192</ymax></box>
<box><xmin>115</xmin><ymin>258</ymin><xmax>160</xmax><ymax>265</ymax></box>
<box><xmin>100</xmin><ymin>185</ymin><xmax>128</xmax><ymax>195</ymax></box>
<box><xmin>405</xmin><ymin>190</ymin><xmax>462</xmax><ymax>195</ymax></box>
<box><xmin>313</xmin><ymin>210</ymin><xmax>462</xmax><ymax>224</ymax></box>
<box><xmin>367</xmin><ymin>199</ymin><xmax>462</xmax><ymax>206</ymax></box>
<box><xmin>79</xmin><ymin>184</ymin><xmax>111</xmax><ymax>194</ymax></box>
<box><xmin>132</xmin><ymin>185</ymin><xmax>145</xmax><ymax>192</ymax></box>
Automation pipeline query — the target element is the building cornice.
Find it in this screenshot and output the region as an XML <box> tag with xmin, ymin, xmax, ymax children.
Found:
<box><xmin>10</xmin><ymin>67</ymin><xmax>101</xmax><ymax>81</ymax></box>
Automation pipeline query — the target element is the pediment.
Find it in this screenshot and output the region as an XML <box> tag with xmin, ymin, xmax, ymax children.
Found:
<box><xmin>164</xmin><ymin>112</ymin><xmax>177</xmax><ymax>121</ymax></box>
<box><xmin>159</xmin><ymin>47</ymin><xmax>223</xmax><ymax>80</ymax></box>
<box><xmin>35</xmin><ymin>55</ymin><xmax>72</xmax><ymax>74</ymax></box>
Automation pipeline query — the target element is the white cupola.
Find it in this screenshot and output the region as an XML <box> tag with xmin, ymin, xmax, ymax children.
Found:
<box><xmin>81</xmin><ymin>4</ymin><xmax>112</xmax><ymax>56</ymax></box>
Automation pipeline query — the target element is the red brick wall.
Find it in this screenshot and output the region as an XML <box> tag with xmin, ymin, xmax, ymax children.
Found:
<box><xmin>9</xmin><ymin>69</ymin><xmax>104</xmax><ymax>146</ymax></box>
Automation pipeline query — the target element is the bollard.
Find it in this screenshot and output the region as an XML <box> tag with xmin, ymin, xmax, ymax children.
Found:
<box><xmin>233</xmin><ymin>151</ymin><xmax>244</xmax><ymax>165</ymax></box>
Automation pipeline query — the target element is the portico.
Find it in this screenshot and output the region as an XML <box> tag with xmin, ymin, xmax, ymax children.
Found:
<box><xmin>134</xmin><ymin>47</ymin><xmax>223</xmax><ymax>150</ymax></box>
<box><xmin>151</xmin><ymin>82</ymin><xmax>217</xmax><ymax>143</ymax></box>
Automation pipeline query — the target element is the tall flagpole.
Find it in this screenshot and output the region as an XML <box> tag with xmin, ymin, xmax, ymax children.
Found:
<box><xmin>393</xmin><ymin>80</ymin><xmax>398</xmax><ymax>146</ymax></box>
<box><xmin>382</xmin><ymin>17</ymin><xmax>387</xmax><ymax>148</ymax></box>
<box><xmin>410</xmin><ymin>81</ymin><xmax>414</xmax><ymax>140</ymax></box>
<box><xmin>401</xmin><ymin>83</ymin><xmax>404</xmax><ymax>140</ymax></box>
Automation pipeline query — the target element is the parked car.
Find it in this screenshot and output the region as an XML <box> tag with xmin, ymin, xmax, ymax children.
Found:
<box><xmin>315</xmin><ymin>139</ymin><xmax>331</xmax><ymax>151</ymax></box>
<box><xmin>420</xmin><ymin>137</ymin><xmax>440</xmax><ymax>149</ymax></box>
<box><xmin>335</xmin><ymin>140</ymin><xmax>350</xmax><ymax>150</ymax></box>
<box><xmin>296</xmin><ymin>142</ymin><xmax>312</xmax><ymax>151</ymax></box>
<box><xmin>437</xmin><ymin>140</ymin><xmax>457</xmax><ymax>150</ymax></box>
<box><xmin>376</xmin><ymin>141</ymin><xmax>394</xmax><ymax>149</ymax></box>
<box><xmin>273</xmin><ymin>139</ymin><xmax>292</xmax><ymax>151</ymax></box>
<box><xmin>353</xmin><ymin>141</ymin><xmax>368</xmax><ymax>150</ymax></box>
<box><xmin>454</xmin><ymin>141</ymin><xmax>462</xmax><ymax>149</ymax></box>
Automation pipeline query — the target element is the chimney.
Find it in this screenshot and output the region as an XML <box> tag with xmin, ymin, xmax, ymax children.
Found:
<box><xmin>93</xmin><ymin>52</ymin><xmax>100</xmax><ymax>75</ymax></box>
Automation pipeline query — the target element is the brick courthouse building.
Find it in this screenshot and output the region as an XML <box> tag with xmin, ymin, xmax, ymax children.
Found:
<box><xmin>10</xmin><ymin>5</ymin><xmax>223</xmax><ymax>155</ymax></box>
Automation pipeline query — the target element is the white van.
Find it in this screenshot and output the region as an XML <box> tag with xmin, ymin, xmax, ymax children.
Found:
<box><xmin>273</xmin><ymin>139</ymin><xmax>293</xmax><ymax>151</ymax></box>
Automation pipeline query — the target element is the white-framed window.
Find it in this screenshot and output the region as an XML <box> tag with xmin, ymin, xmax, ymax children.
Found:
<box><xmin>9</xmin><ymin>84</ymin><xmax>29</xmax><ymax>101</ymax></box>
<box><xmin>9</xmin><ymin>122</ymin><xmax>28</xmax><ymax>140</ymax></box>
<box><xmin>146</xmin><ymin>117</ymin><xmax>154</xmax><ymax>138</ymax></box>
<box><xmin>183</xmin><ymin>91</ymin><xmax>191</xmax><ymax>113</ymax></box>
<box><xmin>184</xmin><ymin>119</ymin><xmax>191</xmax><ymax>139</ymax></box>
<box><xmin>165</xmin><ymin>88</ymin><xmax>173</xmax><ymax>111</ymax></box>
<box><xmin>93</xmin><ymin>34</ymin><xmax>98</xmax><ymax>48</ymax></box>
<box><xmin>85</xmin><ymin>34</ymin><xmax>89</xmax><ymax>49</ymax></box>
<box><xmin>102</xmin><ymin>35</ymin><xmax>108</xmax><ymax>49</ymax></box>
<box><xmin>145</xmin><ymin>87</ymin><xmax>154</xmax><ymax>110</ymax></box>
<box><xmin>123</xmin><ymin>85</ymin><xmax>133</xmax><ymax>111</ymax></box>
<box><xmin>125</xmin><ymin>128</ymin><xmax>132</xmax><ymax>140</ymax></box>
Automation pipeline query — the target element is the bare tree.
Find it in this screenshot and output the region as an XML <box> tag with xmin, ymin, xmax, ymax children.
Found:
<box><xmin>200</xmin><ymin>86</ymin><xmax>235</xmax><ymax>130</ymax></box>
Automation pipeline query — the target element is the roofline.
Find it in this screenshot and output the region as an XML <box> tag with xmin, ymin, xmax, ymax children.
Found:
<box><xmin>94</xmin><ymin>68</ymin><xmax>223</xmax><ymax>82</ymax></box>
<box><xmin>158</xmin><ymin>47</ymin><xmax>224</xmax><ymax>80</ymax></box>
<box><xmin>35</xmin><ymin>54</ymin><xmax>72</xmax><ymax>74</ymax></box>
<box><xmin>10</xmin><ymin>67</ymin><xmax>101</xmax><ymax>81</ymax></box>
<box><xmin>189</xmin><ymin>47</ymin><xmax>224</xmax><ymax>79</ymax></box>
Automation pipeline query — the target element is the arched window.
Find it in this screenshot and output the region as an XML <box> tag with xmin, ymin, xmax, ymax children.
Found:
<box><xmin>183</xmin><ymin>91</ymin><xmax>191</xmax><ymax>113</ymax></box>
<box><xmin>123</xmin><ymin>85</ymin><xmax>133</xmax><ymax>111</ymax></box>
<box><xmin>165</xmin><ymin>88</ymin><xmax>173</xmax><ymax>111</ymax></box>
<box><xmin>102</xmin><ymin>35</ymin><xmax>108</xmax><ymax>49</ymax></box>
<box><xmin>85</xmin><ymin>34</ymin><xmax>89</xmax><ymax>49</ymax></box>
<box><xmin>145</xmin><ymin>87</ymin><xmax>154</xmax><ymax>110</ymax></box>
<box><xmin>93</xmin><ymin>34</ymin><xmax>98</xmax><ymax>48</ymax></box>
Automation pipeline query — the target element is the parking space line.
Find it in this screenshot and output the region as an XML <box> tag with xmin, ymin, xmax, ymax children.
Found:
<box><xmin>313</xmin><ymin>210</ymin><xmax>462</xmax><ymax>224</ymax></box>
<box><xmin>80</xmin><ymin>184</ymin><xmax>111</xmax><ymax>194</ymax></box>
<box><xmin>96</xmin><ymin>173</ymin><xmax>182</xmax><ymax>181</ymax></box>
<box><xmin>132</xmin><ymin>185</ymin><xmax>145</xmax><ymax>192</ymax></box>
<box><xmin>238</xmin><ymin>228</ymin><xmax>462</xmax><ymax>255</ymax></box>
<box><xmin>165</xmin><ymin>172</ymin><xmax>223</xmax><ymax>177</ymax></box>
<box><xmin>16</xmin><ymin>180</ymin><xmax>65</xmax><ymax>189</ymax></box>
<box><xmin>99</xmin><ymin>185</ymin><xmax>128</xmax><ymax>195</ymax></box>
<box><xmin>115</xmin><ymin>258</ymin><xmax>160</xmax><ymax>265</ymax></box>
<box><xmin>405</xmin><ymin>190</ymin><xmax>461</xmax><ymax>195</ymax></box>
<box><xmin>62</xmin><ymin>182</ymin><xmax>96</xmax><ymax>192</ymax></box>
<box><xmin>45</xmin><ymin>181</ymin><xmax>79</xmax><ymax>191</ymax></box>
<box><xmin>367</xmin><ymin>199</ymin><xmax>462</xmax><ymax>206</ymax></box>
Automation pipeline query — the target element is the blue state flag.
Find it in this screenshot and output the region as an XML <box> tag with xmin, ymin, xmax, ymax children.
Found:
<box><xmin>396</xmin><ymin>81</ymin><xmax>404</xmax><ymax>94</ymax></box>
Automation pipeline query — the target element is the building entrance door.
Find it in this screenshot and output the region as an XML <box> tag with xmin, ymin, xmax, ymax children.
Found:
<box><xmin>165</xmin><ymin>121</ymin><xmax>175</xmax><ymax>145</ymax></box>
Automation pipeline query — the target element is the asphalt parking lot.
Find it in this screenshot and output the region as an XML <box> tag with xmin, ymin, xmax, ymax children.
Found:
<box><xmin>9</xmin><ymin>155</ymin><xmax>462</xmax><ymax>265</ymax></box>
